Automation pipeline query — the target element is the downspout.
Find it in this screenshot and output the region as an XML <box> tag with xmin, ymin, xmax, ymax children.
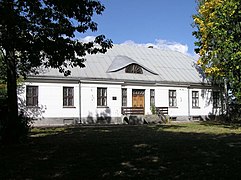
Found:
<box><xmin>79</xmin><ymin>81</ymin><xmax>82</xmax><ymax>124</ymax></box>
<box><xmin>187</xmin><ymin>86</ymin><xmax>191</xmax><ymax>120</ymax></box>
<box><xmin>224</xmin><ymin>78</ymin><xmax>228</xmax><ymax>117</ymax></box>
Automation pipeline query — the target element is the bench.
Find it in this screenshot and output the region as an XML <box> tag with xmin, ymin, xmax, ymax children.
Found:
<box><xmin>156</xmin><ymin>107</ymin><xmax>168</xmax><ymax>115</ymax></box>
<box><xmin>121</xmin><ymin>107</ymin><xmax>145</xmax><ymax>115</ymax></box>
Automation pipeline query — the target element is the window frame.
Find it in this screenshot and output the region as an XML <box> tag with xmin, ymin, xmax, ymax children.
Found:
<box><xmin>192</xmin><ymin>91</ymin><xmax>199</xmax><ymax>108</ymax></box>
<box><xmin>150</xmin><ymin>89</ymin><xmax>155</xmax><ymax>106</ymax></box>
<box><xmin>169</xmin><ymin>90</ymin><xmax>177</xmax><ymax>107</ymax></box>
<box><xmin>63</xmin><ymin>87</ymin><xmax>74</xmax><ymax>107</ymax></box>
<box><xmin>125</xmin><ymin>64</ymin><xmax>143</xmax><ymax>74</ymax></box>
<box><xmin>122</xmin><ymin>88</ymin><xmax>127</xmax><ymax>107</ymax></box>
<box><xmin>26</xmin><ymin>86</ymin><xmax>38</xmax><ymax>107</ymax></box>
<box><xmin>213</xmin><ymin>91</ymin><xmax>221</xmax><ymax>108</ymax></box>
<box><xmin>97</xmin><ymin>87</ymin><xmax>107</xmax><ymax>107</ymax></box>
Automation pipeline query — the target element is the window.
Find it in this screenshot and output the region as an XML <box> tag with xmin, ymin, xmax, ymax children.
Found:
<box><xmin>150</xmin><ymin>89</ymin><xmax>155</xmax><ymax>106</ymax></box>
<box><xmin>122</xmin><ymin>88</ymin><xmax>127</xmax><ymax>106</ymax></box>
<box><xmin>192</xmin><ymin>91</ymin><xmax>199</xmax><ymax>108</ymax></box>
<box><xmin>213</xmin><ymin>91</ymin><xmax>221</xmax><ymax>108</ymax></box>
<box><xmin>97</xmin><ymin>88</ymin><xmax>107</xmax><ymax>106</ymax></box>
<box><xmin>125</xmin><ymin>64</ymin><xmax>143</xmax><ymax>74</ymax></box>
<box><xmin>26</xmin><ymin>86</ymin><xmax>38</xmax><ymax>106</ymax></box>
<box><xmin>63</xmin><ymin>87</ymin><xmax>74</xmax><ymax>107</ymax></box>
<box><xmin>169</xmin><ymin>90</ymin><xmax>177</xmax><ymax>107</ymax></box>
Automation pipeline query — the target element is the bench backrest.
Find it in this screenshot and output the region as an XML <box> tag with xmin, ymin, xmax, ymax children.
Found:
<box><xmin>122</xmin><ymin>107</ymin><xmax>145</xmax><ymax>115</ymax></box>
<box><xmin>156</xmin><ymin>107</ymin><xmax>168</xmax><ymax>115</ymax></box>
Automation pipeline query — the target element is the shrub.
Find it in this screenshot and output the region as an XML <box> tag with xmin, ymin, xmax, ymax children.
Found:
<box><xmin>229</xmin><ymin>102</ymin><xmax>241</xmax><ymax>122</ymax></box>
<box><xmin>1</xmin><ymin>111</ymin><xmax>32</xmax><ymax>143</ymax></box>
<box><xmin>150</xmin><ymin>104</ymin><xmax>156</xmax><ymax>115</ymax></box>
<box><xmin>0</xmin><ymin>86</ymin><xmax>32</xmax><ymax>143</ymax></box>
<box><xmin>0</xmin><ymin>86</ymin><xmax>7</xmax><ymax>140</ymax></box>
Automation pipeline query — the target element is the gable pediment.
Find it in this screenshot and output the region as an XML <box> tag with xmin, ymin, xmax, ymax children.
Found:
<box><xmin>106</xmin><ymin>55</ymin><xmax>158</xmax><ymax>75</ymax></box>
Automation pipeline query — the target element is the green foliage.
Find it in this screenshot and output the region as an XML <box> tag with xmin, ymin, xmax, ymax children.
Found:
<box><xmin>0</xmin><ymin>0</ymin><xmax>112</xmax><ymax>143</ymax></box>
<box><xmin>0</xmin><ymin>112</ymin><xmax>32</xmax><ymax>144</ymax></box>
<box><xmin>0</xmin><ymin>0</ymin><xmax>112</xmax><ymax>77</ymax></box>
<box><xmin>0</xmin><ymin>50</ymin><xmax>6</xmax><ymax>83</ymax></box>
<box><xmin>229</xmin><ymin>101</ymin><xmax>241</xmax><ymax>122</ymax></box>
<box><xmin>150</xmin><ymin>104</ymin><xmax>156</xmax><ymax>115</ymax></box>
<box><xmin>193</xmin><ymin>0</ymin><xmax>241</xmax><ymax>116</ymax></box>
<box><xmin>0</xmin><ymin>84</ymin><xmax>31</xmax><ymax>143</ymax></box>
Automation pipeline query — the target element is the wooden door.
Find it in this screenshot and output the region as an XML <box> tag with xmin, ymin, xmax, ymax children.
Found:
<box><xmin>132</xmin><ymin>90</ymin><xmax>145</xmax><ymax>108</ymax></box>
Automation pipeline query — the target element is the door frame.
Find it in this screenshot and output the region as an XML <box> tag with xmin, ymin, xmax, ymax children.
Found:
<box><xmin>132</xmin><ymin>89</ymin><xmax>145</xmax><ymax>109</ymax></box>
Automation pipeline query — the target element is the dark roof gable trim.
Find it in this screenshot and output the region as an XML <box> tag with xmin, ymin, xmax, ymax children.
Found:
<box><xmin>125</xmin><ymin>64</ymin><xmax>143</xmax><ymax>74</ymax></box>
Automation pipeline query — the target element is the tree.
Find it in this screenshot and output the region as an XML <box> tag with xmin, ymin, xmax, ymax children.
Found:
<box><xmin>0</xmin><ymin>50</ymin><xmax>6</xmax><ymax>94</ymax></box>
<box><xmin>0</xmin><ymin>0</ymin><xmax>112</xmax><ymax>143</ymax></box>
<box><xmin>193</xmin><ymin>0</ymin><xmax>241</xmax><ymax>117</ymax></box>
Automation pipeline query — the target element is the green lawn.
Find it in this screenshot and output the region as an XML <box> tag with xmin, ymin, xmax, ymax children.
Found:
<box><xmin>1</xmin><ymin>122</ymin><xmax>241</xmax><ymax>179</ymax></box>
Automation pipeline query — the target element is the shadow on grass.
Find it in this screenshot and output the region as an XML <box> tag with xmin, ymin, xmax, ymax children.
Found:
<box><xmin>199</xmin><ymin>120</ymin><xmax>241</xmax><ymax>130</ymax></box>
<box><xmin>1</xmin><ymin>124</ymin><xmax>241</xmax><ymax>179</ymax></box>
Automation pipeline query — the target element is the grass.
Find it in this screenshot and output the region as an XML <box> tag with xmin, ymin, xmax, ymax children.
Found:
<box><xmin>158</xmin><ymin>122</ymin><xmax>241</xmax><ymax>134</ymax></box>
<box><xmin>1</xmin><ymin>122</ymin><xmax>241</xmax><ymax>179</ymax></box>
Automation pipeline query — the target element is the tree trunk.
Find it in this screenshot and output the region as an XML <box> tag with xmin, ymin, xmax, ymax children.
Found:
<box><xmin>1</xmin><ymin>0</ymin><xmax>20</xmax><ymax>143</ymax></box>
<box><xmin>3</xmin><ymin>50</ymin><xmax>19</xmax><ymax>143</ymax></box>
<box><xmin>224</xmin><ymin>79</ymin><xmax>229</xmax><ymax>118</ymax></box>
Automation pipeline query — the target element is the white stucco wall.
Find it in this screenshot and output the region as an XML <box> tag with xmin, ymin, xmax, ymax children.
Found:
<box><xmin>148</xmin><ymin>86</ymin><xmax>214</xmax><ymax>118</ymax></box>
<box><xmin>19</xmin><ymin>80</ymin><xmax>216</xmax><ymax>125</ymax></box>
<box><xmin>21</xmin><ymin>82</ymin><xmax>80</xmax><ymax>120</ymax></box>
<box><xmin>80</xmin><ymin>83</ymin><xmax>122</xmax><ymax>123</ymax></box>
<box><xmin>189</xmin><ymin>88</ymin><xmax>213</xmax><ymax>117</ymax></box>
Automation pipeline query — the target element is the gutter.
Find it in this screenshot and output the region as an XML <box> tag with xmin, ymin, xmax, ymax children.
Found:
<box><xmin>79</xmin><ymin>81</ymin><xmax>82</xmax><ymax>124</ymax></box>
<box><xmin>26</xmin><ymin>75</ymin><xmax>211</xmax><ymax>88</ymax></box>
<box><xmin>187</xmin><ymin>86</ymin><xmax>191</xmax><ymax>120</ymax></box>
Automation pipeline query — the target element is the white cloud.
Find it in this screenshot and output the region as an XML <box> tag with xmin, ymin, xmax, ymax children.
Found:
<box><xmin>78</xmin><ymin>36</ymin><xmax>96</xmax><ymax>43</ymax></box>
<box><xmin>156</xmin><ymin>39</ymin><xmax>189</xmax><ymax>55</ymax></box>
<box><xmin>79</xmin><ymin>36</ymin><xmax>199</xmax><ymax>60</ymax></box>
<box><xmin>121</xmin><ymin>39</ymin><xmax>190</xmax><ymax>56</ymax></box>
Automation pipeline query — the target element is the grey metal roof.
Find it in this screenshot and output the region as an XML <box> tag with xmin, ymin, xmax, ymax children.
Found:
<box><xmin>34</xmin><ymin>44</ymin><xmax>205</xmax><ymax>84</ymax></box>
<box><xmin>107</xmin><ymin>55</ymin><xmax>137</xmax><ymax>72</ymax></box>
<box><xmin>106</xmin><ymin>55</ymin><xmax>158</xmax><ymax>75</ymax></box>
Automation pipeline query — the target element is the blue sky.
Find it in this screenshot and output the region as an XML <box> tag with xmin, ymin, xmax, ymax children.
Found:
<box><xmin>79</xmin><ymin>0</ymin><xmax>198</xmax><ymax>58</ymax></box>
